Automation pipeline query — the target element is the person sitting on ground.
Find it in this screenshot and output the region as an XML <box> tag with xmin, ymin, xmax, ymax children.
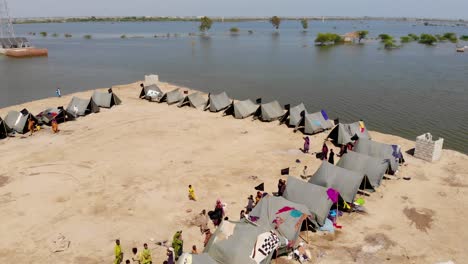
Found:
<box><xmin>131</xmin><ymin>247</ymin><xmax>140</xmax><ymax>264</ymax></box>
<box><xmin>28</xmin><ymin>117</ymin><xmax>36</xmax><ymax>136</ymax></box>
<box><xmin>321</xmin><ymin>142</ymin><xmax>329</xmax><ymax>160</ymax></box>
<box><xmin>240</xmin><ymin>210</ymin><xmax>245</xmax><ymax>220</ymax></box>
<box><xmin>191</xmin><ymin>245</ymin><xmax>198</xmax><ymax>254</ymax></box>
<box><xmin>51</xmin><ymin>119</ymin><xmax>59</xmax><ymax>134</ymax></box>
<box><xmin>188</xmin><ymin>185</ymin><xmax>197</xmax><ymax>201</ymax></box>
<box><xmin>114</xmin><ymin>239</ymin><xmax>123</xmax><ymax>264</ymax></box>
<box><xmin>172</xmin><ymin>231</ymin><xmax>183</xmax><ymax>261</ymax></box>
<box><xmin>140</xmin><ymin>243</ymin><xmax>152</xmax><ymax>264</ymax></box>
<box><xmin>246</xmin><ymin>195</ymin><xmax>254</xmax><ymax>212</ymax></box>
<box><xmin>203</xmin><ymin>229</ymin><xmax>212</xmax><ymax>247</ymax></box>
<box><xmin>303</xmin><ymin>136</ymin><xmax>310</xmax><ymax>153</ymax></box>
<box><xmin>328</xmin><ymin>149</ymin><xmax>335</xmax><ymax>164</ymax></box>
<box><xmin>166</xmin><ymin>247</ymin><xmax>174</xmax><ymax>264</ymax></box>
<box><xmin>255</xmin><ymin>191</ymin><xmax>263</xmax><ymax>205</ymax></box>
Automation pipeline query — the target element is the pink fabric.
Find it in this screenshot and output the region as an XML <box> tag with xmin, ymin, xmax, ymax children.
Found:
<box><xmin>276</xmin><ymin>206</ymin><xmax>295</xmax><ymax>214</ymax></box>
<box><xmin>326</xmin><ymin>188</ymin><xmax>340</xmax><ymax>203</ymax></box>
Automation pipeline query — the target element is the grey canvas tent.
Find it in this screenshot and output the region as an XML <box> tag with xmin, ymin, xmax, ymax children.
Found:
<box><xmin>0</xmin><ymin>117</ymin><xmax>11</xmax><ymax>139</ymax></box>
<box><xmin>336</xmin><ymin>151</ymin><xmax>389</xmax><ymax>189</ymax></box>
<box><xmin>158</xmin><ymin>88</ymin><xmax>185</xmax><ymax>105</ymax></box>
<box><xmin>139</xmin><ymin>84</ymin><xmax>164</xmax><ymax>102</ymax></box>
<box><xmin>224</xmin><ymin>99</ymin><xmax>259</xmax><ymax>119</ymax></box>
<box><xmin>254</xmin><ymin>100</ymin><xmax>286</xmax><ymax>122</ymax></box>
<box><xmin>66</xmin><ymin>97</ymin><xmax>100</xmax><ymax>118</ymax></box>
<box><xmin>327</xmin><ymin>121</ymin><xmax>371</xmax><ymax>145</ymax></box>
<box><xmin>205</xmin><ymin>92</ymin><xmax>232</xmax><ymax>112</ymax></box>
<box><xmin>249</xmin><ymin>195</ymin><xmax>310</xmax><ymax>246</ymax></box>
<box><xmin>4</xmin><ymin>109</ymin><xmax>39</xmax><ymax>134</ymax></box>
<box><xmin>283</xmin><ymin>176</ymin><xmax>333</xmax><ymax>226</ymax></box>
<box><xmin>177</xmin><ymin>253</ymin><xmax>218</xmax><ymax>264</ymax></box>
<box><xmin>204</xmin><ymin>220</ymin><xmax>284</xmax><ymax>264</ymax></box>
<box><xmin>280</xmin><ymin>103</ymin><xmax>307</xmax><ymax>127</ymax></box>
<box><xmin>178</xmin><ymin>92</ymin><xmax>208</xmax><ymax>110</ymax></box>
<box><xmin>92</xmin><ymin>91</ymin><xmax>122</xmax><ymax>108</ymax></box>
<box><xmin>301</xmin><ymin>111</ymin><xmax>334</xmax><ymax>134</ymax></box>
<box><xmin>309</xmin><ymin>161</ymin><xmax>366</xmax><ymax>203</ymax></box>
<box><xmin>36</xmin><ymin>107</ymin><xmax>75</xmax><ymax>125</ymax></box>
<box><xmin>353</xmin><ymin>138</ymin><xmax>403</xmax><ymax>174</ymax></box>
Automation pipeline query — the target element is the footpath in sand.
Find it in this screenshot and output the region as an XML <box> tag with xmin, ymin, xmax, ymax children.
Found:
<box><xmin>0</xmin><ymin>81</ymin><xmax>467</xmax><ymax>264</ymax></box>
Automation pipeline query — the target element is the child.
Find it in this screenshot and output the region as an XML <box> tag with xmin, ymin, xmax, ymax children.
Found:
<box><xmin>188</xmin><ymin>185</ymin><xmax>196</xmax><ymax>201</ymax></box>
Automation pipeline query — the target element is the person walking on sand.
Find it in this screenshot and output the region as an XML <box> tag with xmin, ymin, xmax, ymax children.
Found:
<box><xmin>114</xmin><ymin>239</ymin><xmax>123</xmax><ymax>264</ymax></box>
<box><xmin>303</xmin><ymin>136</ymin><xmax>310</xmax><ymax>153</ymax></box>
<box><xmin>321</xmin><ymin>142</ymin><xmax>329</xmax><ymax>160</ymax></box>
<box><xmin>131</xmin><ymin>247</ymin><xmax>140</xmax><ymax>264</ymax></box>
<box><xmin>329</xmin><ymin>149</ymin><xmax>335</xmax><ymax>164</ymax></box>
<box><xmin>203</xmin><ymin>229</ymin><xmax>212</xmax><ymax>247</ymax></box>
<box><xmin>56</xmin><ymin>87</ymin><xmax>61</xmax><ymax>98</ymax></box>
<box><xmin>140</xmin><ymin>243</ymin><xmax>152</xmax><ymax>264</ymax></box>
<box><xmin>240</xmin><ymin>210</ymin><xmax>246</xmax><ymax>220</ymax></box>
<box><xmin>28</xmin><ymin>117</ymin><xmax>36</xmax><ymax>136</ymax></box>
<box><xmin>246</xmin><ymin>195</ymin><xmax>254</xmax><ymax>212</ymax></box>
<box><xmin>51</xmin><ymin>119</ymin><xmax>59</xmax><ymax>134</ymax></box>
<box><xmin>198</xmin><ymin>209</ymin><xmax>209</xmax><ymax>234</ymax></box>
<box><xmin>172</xmin><ymin>231</ymin><xmax>184</xmax><ymax>261</ymax></box>
<box><xmin>188</xmin><ymin>185</ymin><xmax>197</xmax><ymax>201</ymax></box>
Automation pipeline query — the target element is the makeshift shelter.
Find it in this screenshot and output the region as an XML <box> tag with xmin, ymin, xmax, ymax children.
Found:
<box><xmin>254</xmin><ymin>100</ymin><xmax>286</xmax><ymax>122</ymax></box>
<box><xmin>283</xmin><ymin>176</ymin><xmax>333</xmax><ymax>226</ymax></box>
<box><xmin>336</xmin><ymin>151</ymin><xmax>389</xmax><ymax>189</ymax></box>
<box><xmin>66</xmin><ymin>97</ymin><xmax>100</xmax><ymax>118</ymax></box>
<box><xmin>178</xmin><ymin>92</ymin><xmax>208</xmax><ymax>110</ymax></box>
<box><xmin>177</xmin><ymin>253</ymin><xmax>218</xmax><ymax>264</ymax></box>
<box><xmin>0</xmin><ymin>117</ymin><xmax>11</xmax><ymax>139</ymax></box>
<box><xmin>280</xmin><ymin>103</ymin><xmax>307</xmax><ymax>127</ymax></box>
<box><xmin>327</xmin><ymin>121</ymin><xmax>371</xmax><ymax>145</ymax></box>
<box><xmin>249</xmin><ymin>195</ymin><xmax>310</xmax><ymax>247</ymax></box>
<box><xmin>139</xmin><ymin>84</ymin><xmax>163</xmax><ymax>101</ymax></box>
<box><xmin>301</xmin><ymin>110</ymin><xmax>334</xmax><ymax>134</ymax></box>
<box><xmin>4</xmin><ymin>109</ymin><xmax>39</xmax><ymax>134</ymax></box>
<box><xmin>204</xmin><ymin>220</ymin><xmax>284</xmax><ymax>264</ymax></box>
<box><xmin>158</xmin><ymin>88</ymin><xmax>185</xmax><ymax>105</ymax></box>
<box><xmin>205</xmin><ymin>92</ymin><xmax>232</xmax><ymax>112</ymax></box>
<box><xmin>36</xmin><ymin>107</ymin><xmax>75</xmax><ymax>125</ymax></box>
<box><xmin>224</xmin><ymin>99</ymin><xmax>259</xmax><ymax>119</ymax></box>
<box><xmin>309</xmin><ymin>161</ymin><xmax>366</xmax><ymax>203</ymax></box>
<box><xmin>353</xmin><ymin>138</ymin><xmax>403</xmax><ymax>174</ymax></box>
<box><xmin>92</xmin><ymin>91</ymin><xmax>122</xmax><ymax>108</ymax></box>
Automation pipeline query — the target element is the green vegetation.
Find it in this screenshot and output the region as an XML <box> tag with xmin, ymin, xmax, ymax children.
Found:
<box><xmin>419</xmin><ymin>34</ymin><xmax>437</xmax><ymax>45</ymax></box>
<box><xmin>443</xmin><ymin>32</ymin><xmax>458</xmax><ymax>43</ymax></box>
<box><xmin>270</xmin><ymin>16</ymin><xmax>281</xmax><ymax>30</ymax></box>
<box><xmin>408</xmin><ymin>33</ymin><xmax>419</xmax><ymax>41</ymax></box>
<box><xmin>400</xmin><ymin>36</ymin><xmax>411</xmax><ymax>43</ymax></box>
<box><xmin>378</xmin><ymin>34</ymin><xmax>393</xmax><ymax>41</ymax></box>
<box><xmin>435</xmin><ymin>34</ymin><xmax>445</xmax><ymax>41</ymax></box>
<box><xmin>120</xmin><ymin>34</ymin><xmax>127</xmax><ymax>39</ymax></box>
<box><xmin>40</xmin><ymin>32</ymin><xmax>47</xmax><ymax>37</ymax></box>
<box><xmin>460</xmin><ymin>35</ymin><xmax>468</xmax><ymax>41</ymax></box>
<box><xmin>356</xmin><ymin>30</ymin><xmax>369</xmax><ymax>43</ymax></box>
<box><xmin>301</xmin><ymin>19</ymin><xmax>308</xmax><ymax>30</ymax></box>
<box><xmin>83</xmin><ymin>34</ymin><xmax>92</xmax><ymax>39</ymax></box>
<box><xmin>229</xmin><ymin>27</ymin><xmax>240</xmax><ymax>34</ymax></box>
<box><xmin>64</xmin><ymin>33</ymin><xmax>72</xmax><ymax>38</ymax></box>
<box><xmin>51</xmin><ymin>33</ymin><xmax>59</xmax><ymax>37</ymax></box>
<box><xmin>315</xmin><ymin>33</ymin><xmax>343</xmax><ymax>45</ymax></box>
<box><xmin>383</xmin><ymin>39</ymin><xmax>397</xmax><ymax>49</ymax></box>
<box><xmin>199</xmin><ymin>16</ymin><xmax>213</xmax><ymax>32</ymax></box>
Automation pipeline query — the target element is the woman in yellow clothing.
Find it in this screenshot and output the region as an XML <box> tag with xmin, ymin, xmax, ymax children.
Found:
<box><xmin>114</xmin><ymin>239</ymin><xmax>123</xmax><ymax>264</ymax></box>
<box><xmin>188</xmin><ymin>185</ymin><xmax>197</xmax><ymax>201</ymax></box>
<box><xmin>140</xmin><ymin>243</ymin><xmax>152</xmax><ymax>264</ymax></box>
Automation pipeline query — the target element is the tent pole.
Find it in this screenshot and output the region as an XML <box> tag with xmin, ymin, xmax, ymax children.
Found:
<box><xmin>306</xmin><ymin>219</ymin><xmax>309</xmax><ymax>243</ymax></box>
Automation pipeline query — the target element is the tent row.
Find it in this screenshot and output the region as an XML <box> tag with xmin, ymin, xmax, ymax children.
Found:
<box><xmin>139</xmin><ymin>84</ymin><xmax>334</xmax><ymax>135</ymax></box>
<box><xmin>0</xmin><ymin>91</ymin><xmax>121</xmax><ymax>137</ymax></box>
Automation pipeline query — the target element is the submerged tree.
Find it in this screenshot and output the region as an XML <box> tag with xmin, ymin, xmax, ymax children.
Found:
<box><xmin>378</xmin><ymin>34</ymin><xmax>393</xmax><ymax>41</ymax></box>
<box><xmin>383</xmin><ymin>39</ymin><xmax>398</xmax><ymax>49</ymax></box>
<box><xmin>199</xmin><ymin>16</ymin><xmax>213</xmax><ymax>32</ymax></box>
<box><xmin>408</xmin><ymin>33</ymin><xmax>419</xmax><ymax>41</ymax></box>
<box><xmin>315</xmin><ymin>33</ymin><xmax>343</xmax><ymax>45</ymax></box>
<box><xmin>229</xmin><ymin>27</ymin><xmax>239</xmax><ymax>35</ymax></box>
<box><xmin>443</xmin><ymin>32</ymin><xmax>458</xmax><ymax>43</ymax></box>
<box><xmin>301</xmin><ymin>19</ymin><xmax>308</xmax><ymax>31</ymax></box>
<box><xmin>460</xmin><ymin>35</ymin><xmax>468</xmax><ymax>41</ymax></box>
<box><xmin>400</xmin><ymin>36</ymin><xmax>411</xmax><ymax>43</ymax></box>
<box><xmin>419</xmin><ymin>34</ymin><xmax>437</xmax><ymax>45</ymax></box>
<box><xmin>356</xmin><ymin>30</ymin><xmax>369</xmax><ymax>43</ymax></box>
<box><xmin>270</xmin><ymin>16</ymin><xmax>281</xmax><ymax>30</ymax></box>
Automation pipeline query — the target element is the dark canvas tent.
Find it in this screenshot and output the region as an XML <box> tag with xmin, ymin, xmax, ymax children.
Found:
<box><xmin>309</xmin><ymin>161</ymin><xmax>366</xmax><ymax>203</ymax></box>
<box><xmin>205</xmin><ymin>92</ymin><xmax>232</xmax><ymax>112</ymax></box>
<box><xmin>36</xmin><ymin>107</ymin><xmax>75</xmax><ymax>125</ymax></box>
<box><xmin>224</xmin><ymin>99</ymin><xmax>259</xmax><ymax>119</ymax></box>
<box><xmin>204</xmin><ymin>220</ymin><xmax>284</xmax><ymax>264</ymax></box>
<box><xmin>66</xmin><ymin>97</ymin><xmax>100</xmax><ymax>118</ymax></box>
<box><xmin>254</xmin><ymin>101</ymin><xmax>286</xmax><ymax>122</ymax></box>
<box><xmin>353</xmin><ymin>138</ymin><xmax>403</xmax><ymax>174</ymax></box>
<box><xmin>301</xmin><ymin>111</ymin><xmax>334</xmax><ymax>134</ymax></box>
<box><xmin>249</xmin><ymin>195</ymin><xmax>310</xmax><ymax>246</ymax></box>
<box><xmin>139</xmin><ymin>84</ymin><xmax>164</xmax><ymax>101</ymax></box>
<box><xmin>178</xmin><ymin>92</ymin><xmax>208</xmax><ymax>110</ymax></box>
<box><xmin>283</xmin><ymin>176</ymin><xmax>333</xmax><ymax>226</ymax></box>
<box><xmin>280</xmin><ymin>103</ymin><xmax>306</xmax><ymax>127</ymax></box>
<box><xmin>177</xmin><ymin>253</ymin><xmax>218</xmax><ymax>264</ymax></box>
<box><xmin>327</xmin><ymin>121</ymin><xmax>371</xmax><ymax>145</ymax></box>
<box><xmin>4</xmin><ymin>109</ymin><xmax>39</xmax><ymax>134</ymax></box>
<box><xmin>0</xmin><ymin>117</ymin><xmax>11</xmax><ymax>139</ymax></box>
<box><xmin>336</xmin><ymin>151</ymin><xmax>389</xmax><ymax>189</ymax></box>
<box><xmin>159</xmin><ymin>88</ymin><xmax>185</xmax><ymax>105</ymax></box>
<box><xmin>92</xmin><ymin>91</ymin><xmax>122</xmax><ymax>108</ymax></box>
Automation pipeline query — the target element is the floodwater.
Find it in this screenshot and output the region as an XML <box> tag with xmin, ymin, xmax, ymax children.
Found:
<box><xmin>1</xmin><ymin>20</ymin><xmax>467</xmax><ymax>153</ymax></box>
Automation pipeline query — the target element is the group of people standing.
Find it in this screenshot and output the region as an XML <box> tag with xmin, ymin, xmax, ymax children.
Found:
<box><xmin>113</xmin><ymin>240</ymin><xmax>152</xmax><ymax>264</ymax></box>
<box><xmin>302</xmin><ymin>136</ymin><xmax>336</xmax><ymax>164</ymax></box>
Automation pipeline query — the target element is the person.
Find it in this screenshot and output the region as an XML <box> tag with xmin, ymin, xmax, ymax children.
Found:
<box><xmin>280</xmin><ymin>179</ymin><xmax>286</xmax><ymax>196</ymax></box>
<box><xmin>166</xmin><ymin>247</ymin><xmax>174</xmax><ymax>264</ymax></box>
<box><xmin>126</xmin><ymin>260</ymin><xmax>130</xmax><ymax>264</ymax></box>
<box><xmin>114</xmin><ymin>239</ymin><xmax>123</xmax><ymax>264</ymax></box>
<box><xmin>198</xmin><ymin>209</ymin><xmax>209</xmax><ymax>234</ymax></box>
<box><xmin>246</xmin><ymin>195</ymin><xmax>254</xmax><ymax>212</ymax></box>
<box><xmin>188</xmin><ymin>185</ymin><xmax>197</xmax><ymax>201</ymax></box>
<box><xmin>131</xmin><ymin>247</ymin><xmax>140</xmax><ymax>264</ymax></box>
<box><xmin>300</xmin><ymin>166</ymin><xmax>309</xmax><ymax>179</ymax></box>
<box><xmin>321</xmin><ymin>142</ymin><xmax>329</xmax><ymax>160</ymax></box>
<box><xmin>277</xmin><ymin>179</ymin><xmax>283</xmax><ymax>196</ymax></box>
<box><xmin>172</xmin><ymin>231</ymin><xmax>183</xmax><ymax>261</ymax></box>
<box><xmin>303</xmin><ymin>136</ymin><xmax>310</xmax><ymax>153</ymax></box>
<box><xmin>191</xmin><ymin>245</ymin><xmax>198</xmax><ymax>254</ymax></box>
<box><xmin>347</xmin><ymin>142</ymin><xmax>353</xmax><ymax>151</ymax></box>
<box><xmin>240</xmin><ymin>210</ymin><xmax>245</xmax><ymax>220</ymax></box>
<box><xmin>337</xmin><ymin>145</ymin><xmax>347</xmax><ymax>157</ymax></box>
<box><xmin>140</xmin><ymin>243</ymin><xmax>152</xmax><ymax>264</ymax></box>
<box><xmin>51</xmin><ymin>119</ymin><xmax>59</xmax><ymax>134</ymax></box>
<box><xmin>212</xmin><ymin>199</ymin><xmax>224</xmax><ymax>226</ymax></box>
<box><xmin>255</xmin><ymin>191</ymin><xmax>263</xmax><ymax>205</ymax></box>
<box><xmin>56</xmin><ymin>87</ymin><xmax>61</xmax><ymax>97</ymax></box>
<box><xmin>293</xmin><ymin>242</ymin><xmax>311</xmax><ymax>263</ymax></box>
<box><xmin>28</xmin><ymin>117</ymin><xmax>36</xmax><ymax>136</ymax></box>
<box><xmin>203</xmin><ymin>229</ymin><xmax>212</xmax><ymax>247</ymax></box>
<box><xmin>328</xmin><ymin>149</ymin><xmax>335</xmax><ymax>164</ymax></box>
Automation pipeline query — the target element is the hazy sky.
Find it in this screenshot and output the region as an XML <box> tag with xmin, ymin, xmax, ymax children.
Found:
<box><xmin>7</xmin><ymin>0</ymin><xmax>468</xmax><ymax>19</ymax></box>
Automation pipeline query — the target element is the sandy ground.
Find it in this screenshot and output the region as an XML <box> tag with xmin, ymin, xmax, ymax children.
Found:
<box><xmin>0</xmin><ymin>81</ymin><xmax>467</xmax><ymax>264</ymax></box>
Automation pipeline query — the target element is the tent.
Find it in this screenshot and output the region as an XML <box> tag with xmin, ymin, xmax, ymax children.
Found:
<box><xmin>0</xmin><ymin>117</ymin><xmax>11</xmax><ymax>139</ymax></box>
<box><xmin>309</xmin><ymin>161</ymin><xmax>366</xmax><ymax>203</ymax></box>
<box><xmin>224</xmin><ymin>99</ymin><xmax>259</xmax><ymax>119</ymax></box>
<box><xmin>139</xmin><ymin>84</ymin><xmax>164</xmax><ymax>101</ymax></box>
<box><xmin>36</xmin><ymin>107</ymin><xmax>75</xmax><ymax>125</ymax></box>
<box><xmin>158</xmin><ymin>88</ymin><xmax>185</xmax><ymax>105</ymax></box>
<box><xmin>280</xmin><ymin>103</ymin><xmax>306</xmax><ymax>127</ymax></box>
<box><xmin>66</xmin><ymin>97</ymin><xmax>100</xmax><ymax>118</ymax></box>
<box><xmin>178</xmin><ymin>92</ymin><xmax>208</xmax><ymax>110</ymax></box>
<box><xmin>254</xmin><ymin>101</ymin><xmax>286</xmax><ymax>122</ymax></box>
<box><xmin>249</xmin><ymin>195</ymin><xmax>310</xmax><ymax>246</ymax></box>
<box><xmin>92</xmin><ymin>91</ymin><xmax>122</xmax><ymax>108</ymax></box>
<box><xmin>4</xmin><ymin>109</ymin><xmax>39</xmax><ymax>134</ymax></box>
<box><xmin>336</xmin><ymin>151</ymin><xmax>389</xmax><ymax>189</ymax></box>
<box><xmin>353</xmin><ymin>138</ymin><xmax>403</xmax><ymax>174</ymax></box>
<box><xmin>283</xmin><ymin>176</ymin><xmax>334</xmax><ymax>227</ymax></box>
<box><xmin>204</xmin><ymin>220</ymin><xmax>284</xmax><ymax>264</ymax></box>
<box><xmin>205</xmin><ymin>92</ymin><xmax>232</xmax><ymax>112</ymax></box>
<box><xmin>177</xmin><ymin>253</ymin><xmax>218</xmax><ymax>264</ymax></box>
<box><xmin>301</xmin><ymin>111</ymin><xmax>334</xmax><ymax>134</ymax></box>
<box><xmin>327</xmin><ymin>121</ymin><xmax>371</xmax><ymax>145</ymax></box>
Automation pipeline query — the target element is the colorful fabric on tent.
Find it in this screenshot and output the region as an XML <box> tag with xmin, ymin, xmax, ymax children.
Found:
<box><xmin>321</xmin><ymin>109</ymin><xmax>329</xmax><ymax>120</ymax></box>
<box><xmin>250</xmin><ymin>231</ymin><xmax>280</xmax><ymax>264</ymax></box>
<box><xmin>326</xmin><ymin>188</ymin><xmax>340</xmax><ymax>203</ymax></box>
<box><xmin>359</xmin><ymin>121</ymin><xmax>365</xmax><ymax>133</ymax></box>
